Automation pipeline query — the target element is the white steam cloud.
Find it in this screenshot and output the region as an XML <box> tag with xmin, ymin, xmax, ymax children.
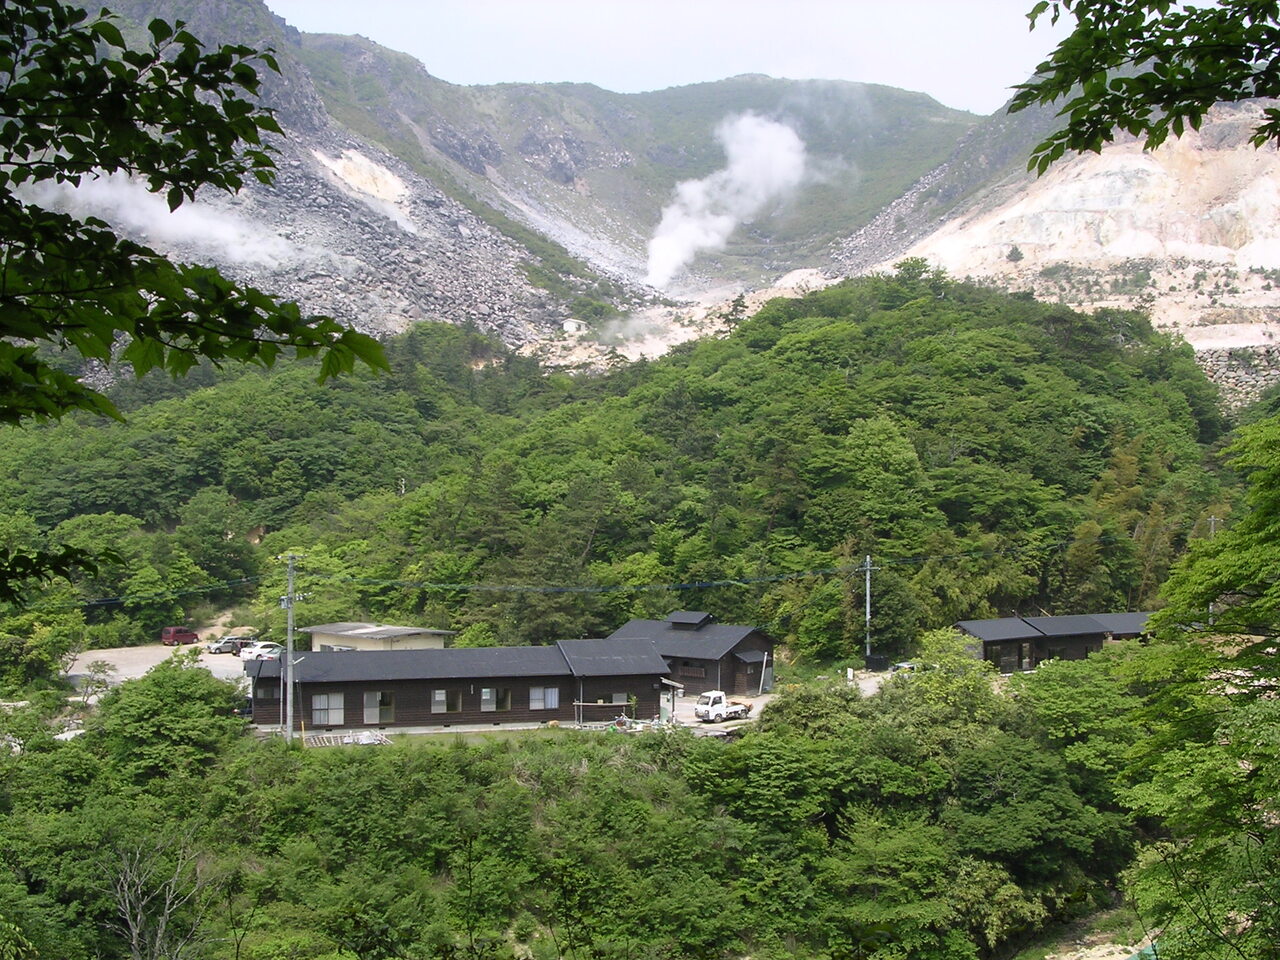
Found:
<box><xmin>22</xmin><ymin>172</ymin><xmax>301</xmax><ymax>267</ymax></box>
<box><xmin>645</xmin><ymin>113</ymin><xmax>806</xmax><ymax>289</ymax></box>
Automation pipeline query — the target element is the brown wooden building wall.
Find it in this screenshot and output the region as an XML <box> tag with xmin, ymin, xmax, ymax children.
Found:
<box><xmin>251</xmin><ymin>672</ymin><xmax>662</xmax><ymax>730</ymax></box>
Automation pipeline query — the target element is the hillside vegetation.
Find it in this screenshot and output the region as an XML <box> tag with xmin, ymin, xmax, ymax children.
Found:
<box><xmin>0</xmin><ymin>270</ymin><xmax>1231</xmax><ymax>678</ymax></box>
<box><xmin>0</xmin><ymin>633</ymin><xmax>1208</xmax><ymax>959</ymax></box>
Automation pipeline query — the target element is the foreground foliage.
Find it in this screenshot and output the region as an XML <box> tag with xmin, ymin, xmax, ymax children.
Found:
<box><xmin>0</xmin><ymin>640</ymin><xmax>1189</xmax><ymax>960</ymax></box>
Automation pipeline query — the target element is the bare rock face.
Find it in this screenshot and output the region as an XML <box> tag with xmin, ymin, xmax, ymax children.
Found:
<box><xmin>836</xmin><ymin>102</ymin><xmax>1280</xmax><ymax>397</ymax></box>
<box><xmin>121</xmin><ymin>134</ymin><xmax>555</xmax><ymax>347</ymax></box>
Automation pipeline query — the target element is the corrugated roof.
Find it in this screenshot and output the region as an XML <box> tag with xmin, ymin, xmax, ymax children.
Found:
<box><xmin>556</xmin><ymin>638</ymin><xmax>670</xmax><ymax>677</ymax></box>
<box><xmin>606</xmin><ymin>618</ymin><xmax>765</xmax><ymax>660</ymax></box>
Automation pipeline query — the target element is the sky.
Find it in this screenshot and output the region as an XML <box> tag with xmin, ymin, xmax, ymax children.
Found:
<box><xmin>263</xmin><ymin>0</ymin><xmax>1073</xmax><ymax>116</ymax></box>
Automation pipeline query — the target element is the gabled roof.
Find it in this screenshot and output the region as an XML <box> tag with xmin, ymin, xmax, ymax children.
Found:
<box><xmin>556</xmin><ymin>638</ymin><xmax>670</xmax><ymax>677</ymax></box>
<box><xmin>245</xmin><ymin>637</ymin><xmax>672</xmax><ymax>684</ymax></box>
<box><xmin>1023</xmin><ymin>614</ymin><xmax>1112</xmax><ymax>638</ymax></box>
<box><xmin>957</xmin><ymin>612</ymin><xmax>1152</xmax><ymax>644</ymax></box>
<box><xmin>606</xmin><ymin>617</ymin><xmax>768</xmax><ymax>661</ymax></box>
<box><xmin>248</xmin><ymin>647</ymin><xmax>570</xmax><ymax>684</ymax></box>
<box><xmin>955</xmin><ymin>618</ymin><xmax>1043</xmax><ymax>642</ymax></box>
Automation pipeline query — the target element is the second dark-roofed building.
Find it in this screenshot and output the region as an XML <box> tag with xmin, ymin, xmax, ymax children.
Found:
<box><xmin>605</xmin><ymin>611</ymin><xmax>776</xmax><ymax>695</ymax></box>
<box><xmin>957</xmin><ymin>612</ymin><xmax>1151</xmax><ymax>673</ymax></box>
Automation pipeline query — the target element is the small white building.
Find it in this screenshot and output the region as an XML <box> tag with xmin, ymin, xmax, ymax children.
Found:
<box><xmin>303</xmin><ymin>622</ymin><xmax>455</xmax><ymax>652</ymax></box>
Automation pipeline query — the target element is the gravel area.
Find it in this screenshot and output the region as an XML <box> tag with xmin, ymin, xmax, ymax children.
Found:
<box><xmin>67</xmin><ymin>643</ymin><xmax>251</xmax><ymax>698</ymax></box>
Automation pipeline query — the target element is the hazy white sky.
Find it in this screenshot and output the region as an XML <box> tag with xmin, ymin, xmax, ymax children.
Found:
<box><xmin>264</xmin><ymin>1</ymin><xmax>1073</xmax><ymax>116</ymax></box>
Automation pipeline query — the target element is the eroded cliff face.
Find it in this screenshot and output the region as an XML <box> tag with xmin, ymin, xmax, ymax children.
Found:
<box><xmin>867</xmin><ymin>103</ymin><xmax>1280</xmax><ymax>402</ymax></box>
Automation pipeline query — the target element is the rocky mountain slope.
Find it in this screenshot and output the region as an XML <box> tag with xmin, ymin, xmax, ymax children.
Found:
<box><xmin>46</xmin><ymin>0</ymin><xmax>1280</xmax><ymax>403</ymax></box>
<box><xmin>844</xmin><ymin>101</ymin><xmax>1280</xmax><ymax>404</ymax></box>
<box><xmin>59</xmin><ymin>0</ymin><xmax>978</xmax><ymax>348</ymax></box>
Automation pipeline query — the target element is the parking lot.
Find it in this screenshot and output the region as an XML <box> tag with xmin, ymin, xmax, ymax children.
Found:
<box><xmin>67</xmin><ymin>642</ymin><xmax>251</xmax><ymax>696</ymax></box>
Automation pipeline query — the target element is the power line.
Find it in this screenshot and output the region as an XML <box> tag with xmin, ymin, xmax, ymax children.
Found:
<box><xmin>17</xmin><ymin>520</ymin><xmax>1208</xmax><ymax>612</ymax></box>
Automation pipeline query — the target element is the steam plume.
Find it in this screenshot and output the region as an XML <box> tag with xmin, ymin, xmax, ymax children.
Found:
<box><xmin>23</xmin><ymin>172</ymin><xmax>301</xmax><ymax>266</ymax></box>
<box><xmin>645</xmin><ymin>113</ymin><xmax>806</xmax><ymax>288</ymax></box>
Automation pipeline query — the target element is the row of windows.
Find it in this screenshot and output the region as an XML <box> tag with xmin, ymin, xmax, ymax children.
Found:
<box><xmin>273</xmin><ymin>685</ymin><xmax>638</xmax><ymax>727</ymax></box>
<box><xmin>307</xmin><ymin>686</ymin><xmax>566</xmax><ymax>725</ymax></box>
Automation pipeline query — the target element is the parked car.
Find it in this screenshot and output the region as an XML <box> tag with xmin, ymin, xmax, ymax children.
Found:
<box><xmin>160</xmin><ymin>626</ymin><xmax>199</xmax><ymax>646</ymax></box>
<box><xmin>205</xmin><ymin>634</ymin><xmax>257</xmax><ymax>655</ymax></box>
<box><xmin>240</xmin><ymin>641</ymin><xmax>284</xmax><ymax>661</ymax></box>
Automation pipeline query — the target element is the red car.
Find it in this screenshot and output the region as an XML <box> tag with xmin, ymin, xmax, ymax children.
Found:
<box><xmin>160</xmin><ymin>626</ymin><xmax>199</xmax><ymax>646</ymax></box>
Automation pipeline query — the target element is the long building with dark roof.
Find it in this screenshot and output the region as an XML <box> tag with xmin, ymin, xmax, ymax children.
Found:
<box><xmin>245</xmin><ymin>636</ymin><xmax>674</xmax><ymax>731</ymax></box>
<box><xmin>956</xmin><ymin>612</ymin><xmax>1151</xmax><ymax>673</ymax></box>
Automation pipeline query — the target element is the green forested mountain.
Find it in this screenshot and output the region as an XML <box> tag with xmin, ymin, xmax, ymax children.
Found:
<box><xmin>0</xmin><ymin>271</ymin><xmax>1231</xmax><ymax>674</ymax></box>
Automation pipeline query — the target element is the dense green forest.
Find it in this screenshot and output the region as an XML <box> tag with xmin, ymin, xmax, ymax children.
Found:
<box><xmin>2</xmin><ymin>269</ymin><xmax>1278</xmax><ymax>959</ymax></box>
<box><xmin>0</xmin><ymin>268</ymin><xmax>1234</xmax><ymax>683</ymax></box>
<box><xmin>2</xmin><ymin>631</ymin><xmax>1263</xmax><ymax>960</ymax></box>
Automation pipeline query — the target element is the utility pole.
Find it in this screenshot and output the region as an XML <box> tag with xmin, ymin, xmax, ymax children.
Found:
<box><xmin>280</xmin><ymin>554</ymin><xmax>302</xmax><ymax>742</ymax></box>
<box><xmin>864</xmin><ymin>554</ymin><xmax>874</xmax><ymax>660</ymax></box>
<box><xmin>1207</xmin><ymin>516</ymin><xmax>1221</xmax><ymax>625</ymax></box>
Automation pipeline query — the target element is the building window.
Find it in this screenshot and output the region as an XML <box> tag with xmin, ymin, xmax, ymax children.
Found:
<box><xmin>678</xmin><ymin>663</ymin><xmax>706</xmax><ymax>679</ymax></box>
<box><xmin>530</xmin><ymin>686</ymin><xmax>560</xmax><ymax>710</ymax></box>
<box><xmin>363</xmin><ymin>690</ymin><xmax>394</xmax><ymax>724</ymax></box>
<box><xmin>611</xmin><ymin>692</ymin><xmax>629</xmax><ymax>705</ymax></box>
<box><xmin>432</xmin><ymin>689</ymin><xmax>461</xmax><ymax>714</ymax></box>
<box><xmin>481</xmin><ymin>687</ymin><xmax>511</xmax><ymax>712</ymax></box>
<box><xmin>255</xmin><ymin>681</ymin><xmax>279</xmax><ymax>699</ymax></box>
<box><xmin>311</xmin><ymin>693</ymin><xmax>344</xmax><ymax>726</ymax></box>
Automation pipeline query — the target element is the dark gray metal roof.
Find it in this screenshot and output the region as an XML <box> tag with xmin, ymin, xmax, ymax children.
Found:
<box><xmin>1091</xmin><ymin>612</ymin><xmax>1151</xmax><ymax>636</ymax></box>
<box><xmin>556</xmin><ymin>638</ymin><xmax>670</xmax><ymax>677</ymax></box>
<box><xmin>1024</xmin><ymin>614</ymin><xmax>1109</xmax><ymax>637</ymax></box>
<box><xmin>666</xmin><ymin>611</ymin><xmax>714</xmax><ymax>628</ymax></box>
<box><xmin>957</xmin><ymin>612</ymin><xmax>1152</xmax><ymax>643</ymax></box>
<box><xmin>955</xmin><ymin>618</ymin><xmax>1044</xmax><ymax>642</ymax></box>
<box><xmin>735</xmin><ymin>648</ymin><xmax>768</xmax><ymax>663</ymax></box>
<box><xmin>245</xmin><ymin>647</ymin><xmax>571</xmax><ymax>684</ymax></box>
<box><xmin>606</xmin><ymin>617</ymin><xmax>768</xmax><ymax>661</ymax></box>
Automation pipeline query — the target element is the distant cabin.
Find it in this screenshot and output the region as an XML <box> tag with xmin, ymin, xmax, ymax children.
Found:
<box><xmin>957</xmin><ymin>612</ymin><xmax>1150</xmax><ymax>673</ymax></box>
<box><xmin>606</xmin><ymin>610</ymin><xmax>775</xmax><ymax>696</ymax></box>
<box><xmin>302</xmin><ymin>622</ymin><xmax>456</xmax><ymax>652</ymax></box>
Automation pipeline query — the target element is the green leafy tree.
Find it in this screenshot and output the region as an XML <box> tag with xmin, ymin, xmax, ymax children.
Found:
<box><xmin>0</xmin><ymin>0</ymin><xmax>385</xmax><ymax>600</ymax></box>
<box><xmin>88</xmin><ymin>651</ymin><xmax>244</xmax><ymax>784</ymax></box>
<box><xmin>1012</xmin><ymin>1</ymin><xmax>1280</xmax><ymax>172</ymax></box>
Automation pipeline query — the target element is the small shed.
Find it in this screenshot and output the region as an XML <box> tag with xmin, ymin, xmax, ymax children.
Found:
<box><xmin>302</xmin><ymin>621</ymin><xmax>455</xmax><ymax>652</ymax></box>
<box><xmin>606</xmin><ymin>611</ymin><xmax>775</xmax><ymax>696</ymax></box>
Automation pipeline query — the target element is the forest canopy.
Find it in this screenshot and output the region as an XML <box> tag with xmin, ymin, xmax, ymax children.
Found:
<box><xmin>0</xmin><ymin>267</ymin><xmax>1232</xmax><ymax>672</ymax></box>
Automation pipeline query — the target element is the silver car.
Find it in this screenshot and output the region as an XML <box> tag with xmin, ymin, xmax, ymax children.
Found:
<box><xmin>205</xmin><ymin>634</ymin><xmax>256</xmax><ymax>654</ymax></box>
